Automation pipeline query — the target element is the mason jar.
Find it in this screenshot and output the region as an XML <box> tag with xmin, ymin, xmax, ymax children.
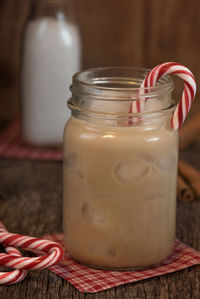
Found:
<box><xmin>63</xmin><ymin>67</ymin><xmax>178</xmax><ymax>270</ymax></box>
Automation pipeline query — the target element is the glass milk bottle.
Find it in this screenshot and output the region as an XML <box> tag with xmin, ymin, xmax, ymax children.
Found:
<box><xmin>21</xmin><ymin>0</ymin><xmax>81</xmax><ymax>145</ymax></box>
<box><xmin>63</xmin><ymin>67</ymin><xmax>178</xmax><ymax>270</ymax></box>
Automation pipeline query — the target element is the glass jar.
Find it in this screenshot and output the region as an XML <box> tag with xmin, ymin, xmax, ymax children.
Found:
<box><xmin>63</xmin><ymin>67</ymin><xmax>178</xmax><ymax>270</ymax></box>
<box><xmin>21</xmin><ymin>0</ymin><xmax>81</xmax><ymax>145</ymax></box>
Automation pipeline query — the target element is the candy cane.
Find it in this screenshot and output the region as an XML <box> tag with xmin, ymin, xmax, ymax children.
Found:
<box><xmin>0</xmin><ymin>224</ymin><xmax>64</xmax><ymax>271</ymax></box>
<box><xmin>0</xmin><ymin>222</ymin><xmax>27</xmax><ymax>285</ymax></box>
<box><xmin>129</xmin><ymin>62</ymin><xmax>196</xmax><ymax>130</ymax></box>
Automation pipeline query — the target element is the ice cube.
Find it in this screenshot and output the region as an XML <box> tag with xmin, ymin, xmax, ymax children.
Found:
<box><xmin>64</xmin><ymin>153</ymin><xmax>83</xmax><ymax>178</ymax></box>
<box><xmin>81</xmin><ymin>202</ymin><xmax>106</xmax><ymax>224</ymax></box>
<box><xmin>114</xmin><ymin>159</ymin><xmax>150</xmax><ymax>184</ymax></box>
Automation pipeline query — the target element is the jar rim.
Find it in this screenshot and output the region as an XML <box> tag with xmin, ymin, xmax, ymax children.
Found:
<box><xmin>69</xmin><ymin>66</ymin><xmax>175</xmax><ymax>120</ymax></box>
<box><xmin>71</xmin><ymin>66</ymin><xmax>174</xmax><ymax>99</ymax></box>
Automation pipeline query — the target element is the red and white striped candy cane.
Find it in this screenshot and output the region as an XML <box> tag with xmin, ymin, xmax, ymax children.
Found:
<box><xmin>0</xmin><ymin>224</ymin><xmax>64</xmax><ymax>271</ymax></box>
<box><xmin>0</xmin><ymin>222</ymin><xmax>27</xmax><ymax>285</ymax></box>
<box><xmin>129</xmin><ymin>62</ymin><xmax>196</xmax><ymax>130</ymax></box>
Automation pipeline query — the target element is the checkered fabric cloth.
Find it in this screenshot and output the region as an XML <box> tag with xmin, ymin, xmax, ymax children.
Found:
<box><xmin>0</xmin><ymin>117</ymin><xmax>63</xmax><ymax>161</ymax></box>
<box><xmin>45</xmin><ymin>233</ymin><xmax>200</xmax><ymax>293</ymax></box>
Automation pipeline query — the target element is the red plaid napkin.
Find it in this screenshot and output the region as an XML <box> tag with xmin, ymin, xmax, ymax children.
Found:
<box><xmin>45</xmin><ymin>233</ymin><xmax>200</xmax><ymax>293</ymax></box>
<box><xmin>0</xmin><ymin>117</ymin><xmax>63</xmax><ymax>161</ymax></box>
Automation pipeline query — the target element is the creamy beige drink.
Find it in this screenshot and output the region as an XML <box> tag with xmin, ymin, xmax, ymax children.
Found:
<box><xmin>63</xmin><ymin>115</ymin><xmax>178</xmax><ymax>269</ymax></box>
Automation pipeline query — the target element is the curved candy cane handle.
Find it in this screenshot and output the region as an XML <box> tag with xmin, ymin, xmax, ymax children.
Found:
<box><xmin>0</xmin><ymin>223</ymin><xmax>27</xmax><ymax>285</ymax></box>
<box><xmin>130</xmin><ymin>62</ymin><xmax>196</xmax><ymax>130</ymax></box>
<box><xmin>0</xmin><ymin>232</ymin><xmax>64</xmax><ymax>270</ymax></box>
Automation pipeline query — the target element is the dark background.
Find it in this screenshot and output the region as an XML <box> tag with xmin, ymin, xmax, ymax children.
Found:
<box><xmin>0</xmin><ymin>0</ymin><xmax>200</xmax><ymax>121</ymax></box>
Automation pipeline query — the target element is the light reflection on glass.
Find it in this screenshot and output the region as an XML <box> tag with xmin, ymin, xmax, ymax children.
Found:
<box><xmin>147</xmin><ymin>137</ymin><xmax>159</xmax><ymax>142</ymax></box>
<box><xmin>102</xmin><ymin>133</ymin><xmax>115</xmax><ymax>138</ymax></box>
<box><xmin>61</xmin><ymin>28</ymin><xmax>72</xmax><ymax>46</ymax></box>
<box><xmin>57</xmin><ymin>12</ymin><xmax>65</xmax><ymax>21</ymax></box>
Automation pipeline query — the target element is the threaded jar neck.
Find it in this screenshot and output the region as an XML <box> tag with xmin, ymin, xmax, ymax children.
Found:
<box><xmin>68</xmin><ymin>67</ymin><xmax>175</xmax><ymax>121</ymax></box>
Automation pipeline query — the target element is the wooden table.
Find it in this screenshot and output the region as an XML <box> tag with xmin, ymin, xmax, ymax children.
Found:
<box><xmin>0</xmin><ymin>126</ymin><xmax>200</xmax><ymax>298</ymax></box>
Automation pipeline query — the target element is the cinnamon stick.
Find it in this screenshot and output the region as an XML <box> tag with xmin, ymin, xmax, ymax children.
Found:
<box><xmin>178</xmin><ymin>160</ymin><xmax>200</xmax><ymax>199</ymax></box>
<box><xmin>177</xmin><ymin>174</ymin><xmax>195</xmax><ymax>202</ymax></box>
<box><xmin>179</xmin><ymin>111</ymin><xmax>200</xmax><ymax>150</ymax></box>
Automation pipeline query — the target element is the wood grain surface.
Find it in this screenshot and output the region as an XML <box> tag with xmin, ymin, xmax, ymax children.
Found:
<box><xmin>1</xmin><ymin>0</ymin><xmax>200</xmax><ymax>120</ymax></box>
<box><xmin>0</xmin><ymin>141</ymin><xmax>199</xmax><ymax>298</ymax></box>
